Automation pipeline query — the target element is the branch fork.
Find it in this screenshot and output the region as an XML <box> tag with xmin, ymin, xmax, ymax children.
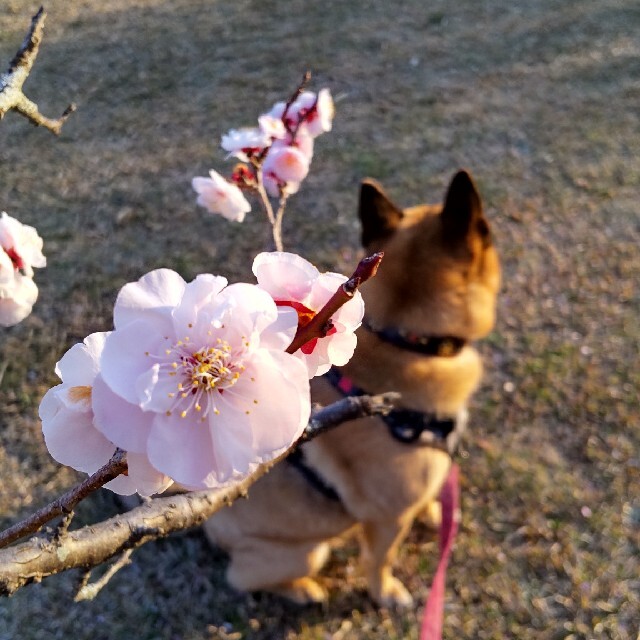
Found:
<box><xmin>0</xmin><ymin>7</ymin><xmax>76</xmax><ymax>135</ymax></box>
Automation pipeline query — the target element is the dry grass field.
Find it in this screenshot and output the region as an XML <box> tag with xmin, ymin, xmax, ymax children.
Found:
<box><xmin>1</xmin><ymin>1</ymin><xmax>638</xmax><ymax>638</ymax></box>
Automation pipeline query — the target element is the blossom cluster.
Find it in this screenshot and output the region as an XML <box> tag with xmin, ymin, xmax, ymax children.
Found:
<box><xmin>40</xmin><ymin>252</ymin><xmax>363</xmax><ymax>495</ymax></box>
<box><xmin>192</xmin><ymin>88</ymin><xmax>334</xmax><ymax>222</ymax></box>
<box><xmin>0</xmin><ymin>212</ymin><xmax>46</xmax><ymax>327</ymax></box>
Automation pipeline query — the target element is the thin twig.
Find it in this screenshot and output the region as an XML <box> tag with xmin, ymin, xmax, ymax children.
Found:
<box><xmin>0</xmin><ymin>7</ymin><xmax>76</xmax><ymax>134</ymax></box>
<box><xmin>252</xmin><ymin>164</ymin><xmax>275</xmax><ymax>224</ymax></box>
<box><xmin>281</xmin><ymin>70</ymin><xmax>311</xmax><ymax>132</ymax></box>
<box><xmin>272</xmin><ymin>192</ymin><xmax>290</xmax><ymax>252</ymax></box>
<box><xmin>0</xmin><ymin>449</ymin><xmax>127</xmax><ymax>550</ymax></box>
<box><xmin>286</xmin><ymin>252</ymin><xmax>384</xmax><ymax>354</ymax></box>
<box><xmin>51</xmin><ymin>509</ymin><xmax>75</xmax><ymax>543</ymax></box>
<box><xmin>73</xmin><ymin>548</ymin><xmax>134</xmax><ymax>602</ymax></box>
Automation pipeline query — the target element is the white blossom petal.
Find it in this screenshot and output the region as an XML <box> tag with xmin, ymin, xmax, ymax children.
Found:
<box><xmin>114</xmin><ymin>268</ymin><xmax>186</xmax><ymax>331</ymax></box>
<box><xmin>40</xmin><ymin>388</ymin><xmax>116</xmax><ymax>474</ymax></box>
<box><xmin>92</xmin><ymin>374</ymin><xmax>153</xmax><ymax>453</ymax></box>
<box><xmin>100</xmin><ymin>319</ymin><xmax>167</xmax><ymax>405</ymax></box>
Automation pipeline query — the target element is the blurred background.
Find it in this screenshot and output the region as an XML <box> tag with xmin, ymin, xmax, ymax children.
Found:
<box><xmin>0</xmin><ymin>1</ymin><xmax>638</xmax><ymax>638</ymax></box>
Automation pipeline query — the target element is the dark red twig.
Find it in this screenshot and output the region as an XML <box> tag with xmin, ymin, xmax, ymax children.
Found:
<box><xmin>281</xmin><ymin>70</ymin><xmax>312</xmax><ymax>130</ymax></box>
<box><xmin>0</xmin><ymin>450</ymin><xmax>127</xmax><ymax>550</ymax></box>
<box><xmin>286</xmin><ymin>252</ymin><xmax>384</xmax><ymax>354</ymax></box>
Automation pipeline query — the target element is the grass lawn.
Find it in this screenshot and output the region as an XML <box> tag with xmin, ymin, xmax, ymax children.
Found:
<box><xmin>0</xmin><ymin>1</ymin><xmax>638</xmax><ymax>638</ymax></box>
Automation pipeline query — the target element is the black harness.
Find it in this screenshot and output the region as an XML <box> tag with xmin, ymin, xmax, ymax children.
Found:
<box><xmin>286</xmin><ymin>446</ymin><xmax>341</xmax><ymax>502</ymax></box>
<box><xmin>323</xmin><ymin>367</ymin><xmax>460</xmax><ymax>453</ymax></box>
<box><xmin>286</xmin><ymin>319</ymin><xmax>467</xmax><ymax>502</ymax></box>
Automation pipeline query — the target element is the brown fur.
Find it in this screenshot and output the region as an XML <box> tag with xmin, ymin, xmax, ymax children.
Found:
<box><xmin>203</xmin><ymin>170</ymin><xmax>501</xmax><ymax>607</ymax></box>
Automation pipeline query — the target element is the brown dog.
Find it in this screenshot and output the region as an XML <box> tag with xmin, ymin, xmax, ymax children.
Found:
<box><xmin>203</xmin><ymin>169</ymin><xmax>501</xmax><ymax>607</ymax></box>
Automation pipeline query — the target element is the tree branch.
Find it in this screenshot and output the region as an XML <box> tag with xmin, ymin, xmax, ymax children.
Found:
<box><xmin>0</xmin><ymin>7</ymin><xmax>76</xmax><ymax>134</ymax></box>
<box><xmin>0</xmin><ymin>253</ymin><xmax>382</xmax><ymax>552</ymax></box>
<box><xmin>303</xmin><ymin>390</ymin><xmax>399</xmax><ymax>442</ymax></box>
<box><xmin>0</xmin><ymin>450</ymin><xmax>127</xmax><ymax>550</ymax></box>
<box><xmin>0</xmin><ymin>392</ymin><xmax>398</xmax><ymax>597</ymax></box>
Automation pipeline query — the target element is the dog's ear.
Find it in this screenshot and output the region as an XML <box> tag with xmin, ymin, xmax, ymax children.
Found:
<box><xmin>440</xmin><ymin>170</ymin><xmax>491</xmax><ymax>247</ymax></box>
<box><xmin>359</xmin><ymin>179</ymin><xmax>404</xmax><ymax>247</ymax></box>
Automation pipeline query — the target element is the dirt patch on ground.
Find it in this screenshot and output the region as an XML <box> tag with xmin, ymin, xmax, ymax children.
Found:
<box><xmin>1</xmin><ymin>1</ymin><xmax>638</xmax><ymax>638</ymax></box>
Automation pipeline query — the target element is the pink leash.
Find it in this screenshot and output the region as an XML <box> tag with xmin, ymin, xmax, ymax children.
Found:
<box><xmin>420</xmin><ymin>462</ymin><xmax>460</xmax><ymax>640</ymax></box>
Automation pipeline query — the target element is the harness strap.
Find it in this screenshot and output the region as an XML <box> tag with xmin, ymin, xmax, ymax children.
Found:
<box><xmin>324</xmin><ymin>367</ymin><xmax>459</xmax><ymax>452</ymax></box>
<box><xmin>286</xmin><ymin>448</ymin><xmax>341</xmax><ymax>502</ymax></box>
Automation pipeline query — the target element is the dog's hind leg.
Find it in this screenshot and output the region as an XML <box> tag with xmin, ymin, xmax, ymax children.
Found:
<box><xmin>360</xmin><ymin>517</ymin><xmax>414</xmax><ymax>608</ymax></box>
<box><xmin>420</xmin><ymin>499</ymin><xmax>442</xmax><ymax>530</ymax></box>
<box><xmin>226</xmin><ymin>538</ymin><xmax>331</xmax><ymax>604</ymax></box>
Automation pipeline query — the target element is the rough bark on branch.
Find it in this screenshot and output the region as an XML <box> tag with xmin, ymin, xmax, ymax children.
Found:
<box><xmin>0</xmin><ymin>392</ymin><xmax>398</xmax><ymax>597</ymax></box>
<box><xmin>0</xmin><ymin>7</ymin><xmax>76</xmax><ymax>134</ymax></box>
<box><xmin>0</xmin><ymin>450</ymin><xmax>128</xmax><ymax>550</ymax></box>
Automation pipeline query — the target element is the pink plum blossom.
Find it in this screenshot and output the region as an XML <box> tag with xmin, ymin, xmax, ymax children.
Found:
<box><xmin>192</xmin><ymin>170</ymin><xmax>251</xmax><ymax>222</ymax></box>
<box><xmin>0</xmin><ymin>212</ymin><xmax>46</xmax><ymax>276</ymax></box>
<box><xmin>263</xmin><ymin>89</ymin><xmax>334</xmax><ymax>139</ymax></box>
<box><xmin>263</xmin><ymin>101</ymin><xmax>288</xmax><ymax>126</ymax></box>
<box><xmin>39</xmin><ymin>332</ymin><xmax>172</xmax><ymax>496</ymax></box>
<box><xmin>221</xmin><ymin>127</ymin><xmax>270</xmax><ymax>162</ymax></box>
<box><xmin>0</xmin><ymin>263</ymin><xmax>38</xmax><ymax>327</ymax></box>
<box><xmin>252</xmin><ymin>252</ymin><xmax>365</xmax><ymax>377</ymax></box>
<box><xmin>258</xmin><ymin>113</ymin><xmax>287</xmax><ymax>140</ymax></box>
<box><xmin>262</xmin><ymin>172</ymin><xmax>301</xmax><ymax>199</ymax></box>
<box><xmin>261</xmin><ymin>137</ymin><xmax>312</xmax><ymax>197</ymax></box>
<box><xmin>262</xmin><ymin>145</ymin><xmax>310</xmax><ymax>192</ymax></box>
<box><xmin>0</xmin><ymin>212</ymin><xmax>46</xmax><ymax>326</ymax></box>
<box><xmin>291</xmin><ymin>88</ymin><xmax>335</xmax><ymax>137</ymax></box>
<box><xmin>290</xmin><ymin>129</ymin><xmax>315</xmax><ymax>162</ymax></box>
<box><xmin>95</xmin><ymin>268</ymin><xmax>311</xmax><ymax>490</ymax></box>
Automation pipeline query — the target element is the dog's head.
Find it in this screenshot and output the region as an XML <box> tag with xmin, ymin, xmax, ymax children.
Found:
<box><xmin>358</xmin><ymin>170</ymin><xmax>500</xmax><ymax>341</ymax></box>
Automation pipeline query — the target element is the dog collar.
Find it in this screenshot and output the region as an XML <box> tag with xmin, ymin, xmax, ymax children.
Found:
<box><xmin>362</xmin><ymin>317</ymin><xmax>466</xmax><ymax>358</ymax></box>
<box><xmin>324</xmin><ymin>367</ymin><xmax>461</xmax><ymax>453</ymax></box>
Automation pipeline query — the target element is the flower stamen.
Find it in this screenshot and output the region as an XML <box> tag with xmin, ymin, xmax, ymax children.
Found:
<box><xmin>159</xmin><ymin>338</ymin><xmax>245</xmax><ymax>421</ymax></box>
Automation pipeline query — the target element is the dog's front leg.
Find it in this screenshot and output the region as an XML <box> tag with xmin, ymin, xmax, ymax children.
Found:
<box><xmin>360</xmin><ymin>516</ymin><xmax>414</xmax><ymax>608</ymax></box>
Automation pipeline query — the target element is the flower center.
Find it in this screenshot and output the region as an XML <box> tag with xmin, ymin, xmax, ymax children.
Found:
<box><xmin>3</xmin><ymin>246</ymin><xmax>24</xmax><ymax>271</ymax></box>
<box><xmin>160</xmin><ymin>337</ymin><xmax>246</xmax><ymax>421</ymax></box>
<box><xmin>185</xmin><ymin>344</ymin><xmax>237</xmax><ymax>390</ymax></box>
